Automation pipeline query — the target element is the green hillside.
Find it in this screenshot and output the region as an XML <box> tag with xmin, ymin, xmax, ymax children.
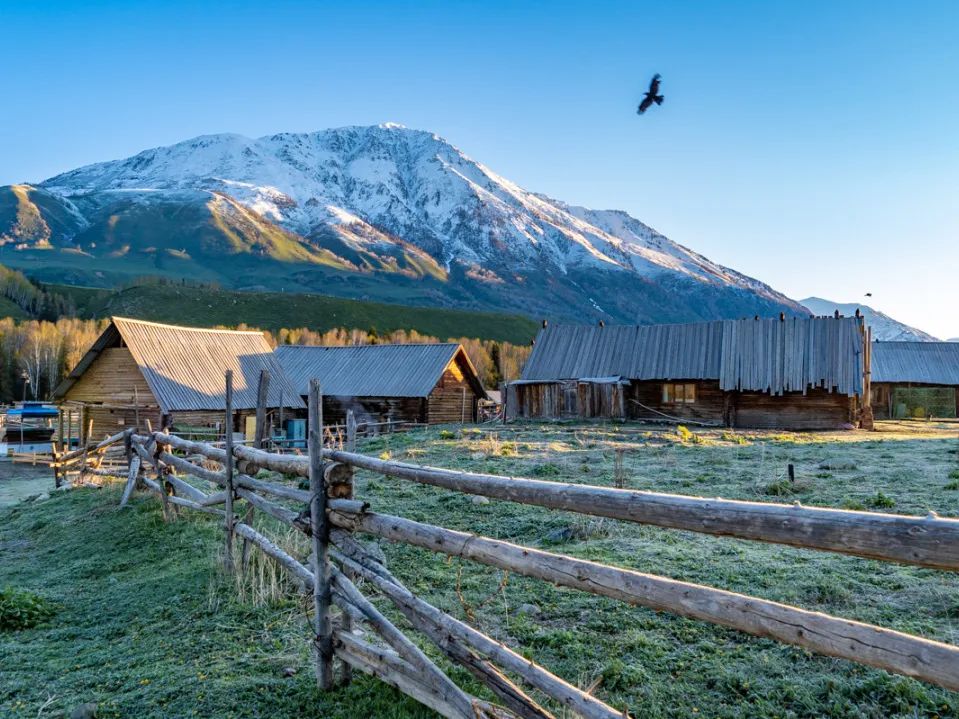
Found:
<box><xmin>50</xmin><ymin>282</ymin><xmax>540</xmax><ymax>344</ymax></box>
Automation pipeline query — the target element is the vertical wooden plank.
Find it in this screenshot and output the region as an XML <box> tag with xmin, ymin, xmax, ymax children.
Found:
<box><xmin>308</xmin><ymin>379</ymin><xmax>334</xmax><ymax>690</ymax></box>
<box><xmin>254</xmin><ymin>369</ymin><xmax>270</xmax><ymax>450</ymax></box>
<box><xmin>223</xmin><ymin>370</ymin><xmax>236</xmax><ymax>573</ymax></box>
<box><xmin>133</xmin><ymin>386</ymin><xmax>141</xmax><ymax>433</ymax></box>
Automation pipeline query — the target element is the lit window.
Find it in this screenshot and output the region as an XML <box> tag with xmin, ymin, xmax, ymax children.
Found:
<box><xmin>663</xmin><ymin>383</ymin><xmax>696</xmax><ymax>404</ymax></box>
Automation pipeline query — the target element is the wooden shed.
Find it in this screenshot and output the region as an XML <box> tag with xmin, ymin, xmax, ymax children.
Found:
<box><xmin>506</xmin><ymin>317</ymin><xmax>870</xmax><ymax>430</ymax></box>
<box><xmin>274</xmin><ymin>343</ymin><xmax>487</xmax><ymax>426</ymax></box>
<box><xmin>53</xmin><ymin>317</ymin><xmax>303</xmax><ymax>441</ymax></box>
<box><xmin>870</xmin><ymin>341</ymin><xmax>959</xmax><ymax>419</ymax></box>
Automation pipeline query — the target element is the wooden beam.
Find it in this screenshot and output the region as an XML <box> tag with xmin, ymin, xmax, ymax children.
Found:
<box><xmin>254</xmin><ymin>369</ymin><xmax>270</xmax><ymax>450</ymax></box>
<box><xmin>223</xmin><ymin>370</ymin><xmax>236</xmax><ymax>573</ymax></box>
<box><xmin>324</xmin><ymin>449</ymin><xmax>959</xmax><ymax>572</ymax></box>
<box><xmin>328</xmin><ymin>507</ymin><xmax>959</xmax><ymax>693</ymax></box>
<box><xmin>308</xmin><ymin>379</ymin><xmax>334</xmax><ymax>690</ymax></box>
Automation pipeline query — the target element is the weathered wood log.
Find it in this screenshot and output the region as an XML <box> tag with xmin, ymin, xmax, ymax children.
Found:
<box><xmin>329</xmin><ymin>508</ymin><xmax>959</xmax><ymax>693</ymax></box>
<box><xmin>308</xmin><ymin>379</ymin><xmax>334</xmax><ymax>690</ymax></box>
<box><xmin>162</xmin><ymin>473</ymin><xmax>211</xmax><ymax>504</ymax></box>
<box><xmin>330</xmin><ymin>567</ymin><xmax>476</xmax><ymax>718</ymax></box>
<box><xmin>224</xmin><ymin>370</ymin><xmax>236</xmax><ymax>573</ymax></box>
<box><xmin>171</xmin><ymin>495</ymin><xmax>226</xmax><ymax>517</ymax></box>
<box><xmin>334</xmin><ymin>549</ymin><xmax>554</xmax><ymax>719</ymax></box>
<box><xmin>199</xmin><ymin>490</ymin><xmax>229</xmax><ymax>507</ymax></box>
<box><xmin>56</xmin><ymin>430</ymin><xmax>127</xmax><ymax>465</ymax></box>
<box><xmin>334</xmin><ymin>631</ymin><xmax>474</xmax><ymax>719</ymax></box>
<box><xmin>152</xmin><ymin>432</ymin><xmax>228</xmax><ymax>463</ymax></box>
<box><xmin>324</xmin><ymin>449</ymin><xmax>959</xmax><ymax>571</ymax></box>
<box><xmin>331</xmin><ymin>545</ymin><xmax>622</xmax><ymax>719</ymax></box>
<box><xmin>235</xmin><ymin>487</ymin><xmax>299</xmax><ymax>526</ymax></box>
<box><xmin>234</xmin><ymin>443</ymin><xmax>309</xmax><ymax>477</ymax></box>
<box><xmin>233</xmin><ymin>472</ymin><xmax>310</xmax><ymax>503</ymax></box>
<box><xmin>234</xmin><ymin>522</ymin><xmax>313</xmax><ymax>589</ymax></box>
<box><xmin>119</xmin><ymin>456</ymin><xmax>142</xmax><ymax>507</ymax></box>
<box><xmin>254</xmin><ymin>369</ymin><xmax>270</xmax><ymax>450</ymax></box>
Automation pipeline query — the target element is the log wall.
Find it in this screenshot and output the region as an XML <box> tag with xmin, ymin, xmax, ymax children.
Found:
<box><xmin>629</xmin><ymin>380</ymin><xmax>726</xmax><ymax>423</ymax></box>
<box><xmin>731</xmin><ymin>388</ymin><xmax>857</xmax><ymax>429</ymax></box>
<box><xmin>322</xmin><ymin>396</ymin><xmax>427</xmax><ymax>427</ymax></box>
<box><xmin>62</xmin><ymin>347</ymin><xmax>162</xmax><ymax>438</ymax></box>
<box><xmin>427</xmin><ymin>365</ymin><xmax>480</xmax><ymax>424</ymax></box>
<box><xmin>513</xmin><ymin>378</ymin><xmax>859</xmax><ymax>430</ymax></box>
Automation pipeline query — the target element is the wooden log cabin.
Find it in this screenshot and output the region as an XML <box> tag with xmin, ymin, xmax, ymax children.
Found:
<box><xmin>53</xmin><ymin>317</ymin><xmax>304</xmax><ymax>442</ymax></box>
<box><xmin>870</xmin><ymin>341</ymin><xmax>959</xmax><ymax>419</ymax></box>
<box><xmin>505</xmin><ymin>316</ymin><xmax>871</xmax><ymax>430</ymax></box>
<box><xmin>274</xmin><ymin>343</ymin><xmax>487</xmax><ymax>426</ymax></box>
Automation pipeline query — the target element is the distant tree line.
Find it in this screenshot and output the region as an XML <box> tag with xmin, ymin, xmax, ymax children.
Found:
<box><xmin>0</xmin><ymin>265</ymin><xmax>76</xmax><ymax>320</ymax></box>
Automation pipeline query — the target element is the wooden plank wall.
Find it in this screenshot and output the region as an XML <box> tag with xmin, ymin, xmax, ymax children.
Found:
<box><xmin>62</xmin><ymin>347</ymin><xmax>162</xmax><ymax>439</ymax></box>
<box><xmin>731</xmin><ymin>388</ymin><xmax>856</xmax><ymax>430</ymax></box>
<box><xmin>322</xmin><ymin>396</ymin><xmax>426</xmax><ymax>427</ymax></box>
<box><xmin>427</xmin><ymin>363</ymin><xmax>480</xmax><ymax>424</ymax></box>
<box><xmin>629</xmin><ymin>381</ymin><xmax>726</xmax><ymax>423</ymax></box>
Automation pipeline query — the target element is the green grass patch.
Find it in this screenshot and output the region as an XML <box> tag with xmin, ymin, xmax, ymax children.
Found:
<box><xmin>0</xmin><ymin>586</ymin><xmax>56</xmax><ymax>631</ymax></box>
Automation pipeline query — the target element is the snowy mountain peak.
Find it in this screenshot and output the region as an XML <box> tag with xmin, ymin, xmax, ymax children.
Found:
<box><xmin>4</xmin><ymin>125</ymin><xmax>806</xmax><ymax>323</ymax></box>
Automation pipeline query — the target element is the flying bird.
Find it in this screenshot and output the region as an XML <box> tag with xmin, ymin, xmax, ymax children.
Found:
<box><xmin>637</xmin><ymin>74</ymin><xmax>664</xmax><ymax>114</ymax></box>
<box><xmin>865</xmin><ymin>292</ymin><xmax>873</xmax><ymax>297</ymax></box>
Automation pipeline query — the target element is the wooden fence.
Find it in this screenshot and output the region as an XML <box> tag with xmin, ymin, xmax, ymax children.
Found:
<box><xmin>107</xmin><ymin>374</ymin><xmax>959</xmax><ymax>719</ymax></box>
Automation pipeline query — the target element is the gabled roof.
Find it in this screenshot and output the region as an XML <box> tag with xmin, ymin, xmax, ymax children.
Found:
<box><xmin>872</xmin><ymin>342</ymin><xmax>959</xmax><ymax>385</ymax></box>
<box><xmin>275</xmin><ymin>343</ymin><xmax>486</xmax><ymax>399</ymax></box>
<box><xmin>520</xmin><ymin>317</ymin><xmax>865</xmax><ymax>397</ymax></box>
<box><xmin>54</xmin><ymin>317</ymin><xmax>304</xmax><ymax>412</ymax></box>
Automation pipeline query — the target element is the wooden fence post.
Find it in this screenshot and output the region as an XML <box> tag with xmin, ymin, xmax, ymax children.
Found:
<box><xmin>308</xmin><ymin>379</ymin><xmax>334</xmax><ymax>690</ymax></box>
<box><xmin>254</xmin><ymin>369</ymin><xmax>270</xmax><ymax>450</ymax></box>
<box><xmin>223</xmin><ymin>370</ymin><xmax>236</xmax><ymax>573</ymax></box>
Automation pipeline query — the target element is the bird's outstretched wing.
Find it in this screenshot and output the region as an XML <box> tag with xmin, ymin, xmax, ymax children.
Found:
<box><xmin>648</xmin><ymin>73</ymin><xmax>661</xmax><ymax>95</ymax></box>
<box><xmin>637</xmin><ymin>95</ymin><xmax>654</xmax><ymax>114</ymax></box>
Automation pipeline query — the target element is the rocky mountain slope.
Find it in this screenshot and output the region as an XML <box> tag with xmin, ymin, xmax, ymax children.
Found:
<box><xmin>800</xmin><ymin>297</ymin><xmax>938</xmax><ymax>342</ymax></box>
<box><xmin>0</xmin><ymin>124</ymin><xmax>806</xmax><ymax>323</ymax></box>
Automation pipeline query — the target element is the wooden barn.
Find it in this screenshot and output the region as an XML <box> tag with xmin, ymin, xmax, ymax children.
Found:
<box><xmin>870</xmin><ymin>341</ymin><xmax>959</xmax><ymax>419</ymax></box>
<box><xmin>274</xmin><ymin>343</ymin><xmax>487</xmax><ymax>426</ymax></box>
<box><xmin>53</xmin><ymin>317</ymin><xmax>303</xmax><ymax>442</ymax></box>
<box><xmin>506</xmin><ymin>317</ymin><xmax>870</xmax><ymax>430</ymax></box>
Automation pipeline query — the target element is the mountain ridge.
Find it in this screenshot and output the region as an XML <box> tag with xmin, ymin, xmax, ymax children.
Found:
<box><xmin>800</xmin><ymin>296</ymin><xmax>938</xmax><ymax>342</ymax></box>
<box><xmin>1</xmin><ymin>124</ymin><xmax>806</xmax><ymax>323</ymax></box>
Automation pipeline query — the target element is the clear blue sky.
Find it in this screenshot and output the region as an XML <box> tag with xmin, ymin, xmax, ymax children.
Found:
<box><xmin>2</xmin><ymin>1</ymin><xmax>957</xmax><ymax>337</ymax></box>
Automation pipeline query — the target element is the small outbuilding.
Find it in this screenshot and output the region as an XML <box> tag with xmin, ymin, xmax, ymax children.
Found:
<box><xmin>53</xmin><ymin>317</ymin><xmax>303</xmax><ymax>441</ymax></box>
<box><xmin>506</xmin><ymin>317</ymin><xmax>870</xmax><ymax>430</ymax></box>
<box><xmin>275</xmin><ymin>343</ymin><xmax>487</xmax><ymax>426</ymax></box>
<box><xmin>871</xmin><ymin>341</ymin><xmax>959</xmax><ymax>419</ymax></box>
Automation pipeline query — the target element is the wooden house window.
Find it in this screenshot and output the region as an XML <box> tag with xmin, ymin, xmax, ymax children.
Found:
<box><xmin>662</xmin><ymin>383</ymin><xmax>696</xmax><ymax>404</ymax></box>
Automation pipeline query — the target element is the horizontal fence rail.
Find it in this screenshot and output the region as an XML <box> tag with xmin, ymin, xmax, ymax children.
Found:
<box><xmin>103</xmin><ymin>395</ymin><xmax>959</xmax><ymax>718</ymax></box>
<box><xmin>160</xmin><ymin>438</ymin><xmax>959</xmax><ymax>572</ymax></box>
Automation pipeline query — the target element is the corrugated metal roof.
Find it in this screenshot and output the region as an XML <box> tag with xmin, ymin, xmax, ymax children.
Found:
<box><xmin>521</xmin><ymin>317</ymin><xmax>865</xmax><ymax>396</ymax></box>
<box><xmin>275</xmin><ymin>343</ymin><xmax>486</xmax><ymax>398</ymax></box>
<box><xmin>872</xmin><ymin>342</ymin><xmax>959</xmax><ymax>385</ymax></box>
<box><xmin>54</xmin><ymin>317</ymin><xmax>304</xmax><ymax>412</ymax></box>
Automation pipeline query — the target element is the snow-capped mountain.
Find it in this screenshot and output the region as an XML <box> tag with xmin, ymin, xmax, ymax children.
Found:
<box><xmin>800</xmin><ymin>297</ymin><xmax>938</xmax><ymax>342</ymax></box>
<box><xmin>0</xmin><ymin>124</ymin><xmax>806</xmax><ymax>323</ymax></box>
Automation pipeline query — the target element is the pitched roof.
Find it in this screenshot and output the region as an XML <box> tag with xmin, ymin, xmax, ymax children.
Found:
<box><xmin>871</xmin><ymin>342</ymin><xmax>959</xmax><ymax>385</ymax></box>
<box><xmin>274</xmin><ymin>343</ymin><xmax>486</xmax><ymax>398</ymax></box>
<box><xmin>54</xmin><ymin>317</ymin><xmax>304</xmax><ymax>412</ymax></box>
<box><xmin>520</xmin><ymin>317</ymin><xmax>865</xmax><ymax>396</ymax></box>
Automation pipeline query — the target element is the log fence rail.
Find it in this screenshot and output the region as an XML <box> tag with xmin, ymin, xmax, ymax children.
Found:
<box><xmin>71</xmin><ymin>372</ymin><xmax>959</xmax><ymax>718</ymax></box>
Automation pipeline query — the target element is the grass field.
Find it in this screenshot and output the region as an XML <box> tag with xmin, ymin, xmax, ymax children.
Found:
<box><xmin>47</xmin><ymin>282</ymin><xmax>539</xmax><ymax>344</ymax></box>
<box><xmin>2</xmin><ymin>421</ymin><xmax>959</xmax><ymax>718</ymax></box>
